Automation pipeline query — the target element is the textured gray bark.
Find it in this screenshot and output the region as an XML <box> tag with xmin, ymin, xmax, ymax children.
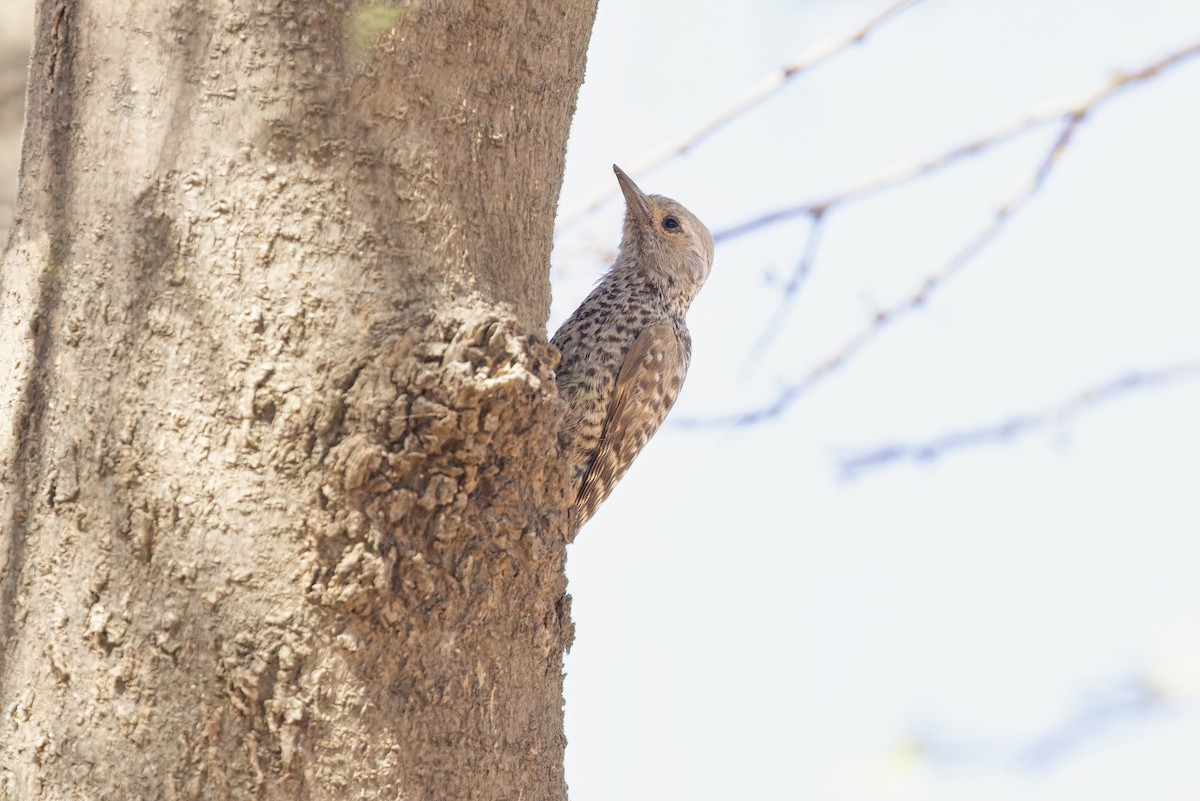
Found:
<box><xmin>0</xmin><ymin>1</ymin><xmax>594</xmax><ymax>798</ymax></box>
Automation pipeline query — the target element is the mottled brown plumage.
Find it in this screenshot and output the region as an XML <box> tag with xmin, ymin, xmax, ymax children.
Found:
<box><xmin>552</xmin><ymin>165</ymin><xmax>715</xmax><ymax>531</ymax></box>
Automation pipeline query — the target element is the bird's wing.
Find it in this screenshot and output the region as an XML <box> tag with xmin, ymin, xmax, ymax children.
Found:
<box><xmin>573</xmin><ymin>321</ymin><xmax>690</xmax><ymax>528</ymax></box>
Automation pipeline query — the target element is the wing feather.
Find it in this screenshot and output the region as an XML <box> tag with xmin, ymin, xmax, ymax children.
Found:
<box><xmin>572</xmin><ymin>321</ymin><xmax>689</xmax><ymax>528</ymax></box>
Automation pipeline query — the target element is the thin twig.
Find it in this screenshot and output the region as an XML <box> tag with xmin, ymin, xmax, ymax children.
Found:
<box><xmin>555</xmin><ymin>0</ymin><xmax>926</xmax><ymax>230</ymax></box>
<box><xmin>680</xmin><ymin>114</ymin><xmax>1084</xmax><ymax>428</ymax></box>
<box><xmin>837</xmin><ymin>361</ymin><xmax>1200</xmax><ymax>479</ymax></box>
<box><xmin>914</xmin><ymin>675</ymin><xmax>1164</xmax><ymax>771</ymax></box>
<box><xmin>678</xmin><ymin>39</ymin><xmax>1200</xmax><ymax>428</ymax></box>
<box><xmin>741</xmin><ymin>208</ymin><xmax>827</xmax><ymax>375</ymax></box>
<box><xmin>714</xmin><ymin>38</ymin><xmax>1200</xmax><ymax>243</ymax></box>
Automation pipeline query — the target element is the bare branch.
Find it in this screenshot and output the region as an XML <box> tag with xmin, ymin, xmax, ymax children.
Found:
<box><xmin>837</xmin><ymin>361</ymin><xmax>1200</xmax><ymax>479</ymax></box>
<box><xmin>914</xmin><ymin>674</ymin><xmax>1166</xmax><ymax>771</ymax></box>
<box><xmin>555</xmin><ymin>0</ymin><xmax>926</xmax><ymax>230</ymax></box>
<box><xmin>741</xmin><ymin>208</ymin><xmax>827</xmax><ymax>375</ymax></box>
<box><xmin>679</xmin><ymin>114</ymin><xmax>1084</xmax><ymax>428</ymax></box>
<box><xmin>677</xmin><ymin>39</ymin><xmax>1200</xmax><ymax>428</ymax></box>
<box><xmin>713</xmin><ymin>39</ymin><xmax>1200</xmax><ymax>243</ymax></box>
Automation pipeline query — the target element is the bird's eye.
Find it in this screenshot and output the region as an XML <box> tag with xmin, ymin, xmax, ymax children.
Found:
<box><xmin>662</xmin><ymin>216</ymin><xmax>680</xmax><ymax>231</ymax></box>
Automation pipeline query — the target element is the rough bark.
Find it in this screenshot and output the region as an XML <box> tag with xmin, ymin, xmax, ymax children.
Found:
<box><xmin>0</xmin><ymin>1</ymin><xmax>595</xmax><ymax>798</ymax></box>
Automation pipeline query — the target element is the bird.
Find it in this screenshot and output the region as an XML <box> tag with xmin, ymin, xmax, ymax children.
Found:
<box><xmin>551</xmin><ymin>164</ymin><xmax>715</xmax><ymax>533</ymax></box>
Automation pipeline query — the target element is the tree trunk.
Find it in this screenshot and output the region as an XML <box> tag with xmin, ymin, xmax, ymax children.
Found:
<box><xmin>0</xmin><ymin>1</ymin><xmax>594</xmax><ymax>798</ymax></box>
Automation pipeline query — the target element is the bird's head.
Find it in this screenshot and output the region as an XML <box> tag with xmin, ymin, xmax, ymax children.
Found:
<box><xmin>613</xmin><ymin>165</ymin><xmax>714</xmax><ymax>304</ymax></box>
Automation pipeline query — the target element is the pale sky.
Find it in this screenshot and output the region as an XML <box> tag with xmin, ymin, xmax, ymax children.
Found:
<box><xmin>553</xmin><ymin>2</ymin><xmax>1200</xmax><ymax>799</ymax></box>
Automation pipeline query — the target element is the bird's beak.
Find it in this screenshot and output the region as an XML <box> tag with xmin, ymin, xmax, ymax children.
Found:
<box><xmin>613</xmin><ymin>164</ymin><xmax>652</xmax><ymax>223</ymax></box>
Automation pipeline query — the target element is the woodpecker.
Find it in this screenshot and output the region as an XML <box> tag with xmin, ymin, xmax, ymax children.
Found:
<box><xmin>552</xmin><ymin>165</ymin><xmax>714</xmax><ymax>531</ymax></box>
